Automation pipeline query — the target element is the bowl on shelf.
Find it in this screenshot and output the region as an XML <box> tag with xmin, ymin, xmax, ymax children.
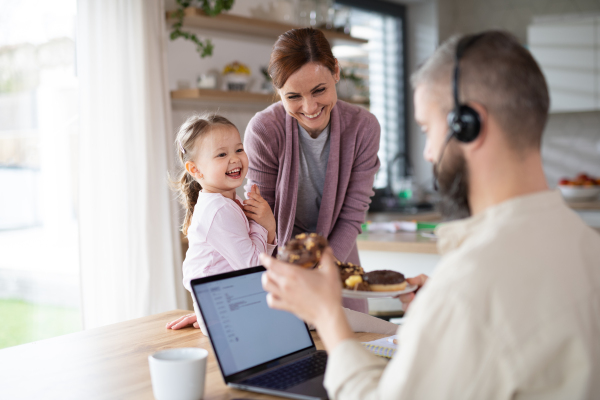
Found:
<box><xmin>558</xmin><ymin>185</ymin><xmax>600</xmax><ymax>201</ymax></box>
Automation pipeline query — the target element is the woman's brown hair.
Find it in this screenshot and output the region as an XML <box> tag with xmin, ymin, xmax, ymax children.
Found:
<box><xmin>172</xmin><ymin>113</ymin><xmax>237</xmax><ymax>235</ymax></box>
<box><xmin>268</xmin><ymin>27</ymin><xmax>336</xmax><ymax>89</ymax></box>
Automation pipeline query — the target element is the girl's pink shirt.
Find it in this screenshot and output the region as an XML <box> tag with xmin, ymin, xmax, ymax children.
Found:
<box><xmin>182</xmin><ymin>191</ymin><xmax>277</xmax><ymax>294</ymax></box>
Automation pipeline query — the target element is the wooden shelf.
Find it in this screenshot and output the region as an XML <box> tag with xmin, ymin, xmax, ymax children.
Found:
<box><xmin>167</xmin><ymin>8</ymin><xmax>368</xmax><ymax>45</ymax></box>
<box><xmin>171</xmin><ymin>88</ymin><xmax>277</xmax><ymax>105</ymax></box>
<box><xmin>171</xmin><ymin>88</ymin><xmax>369</xmax><ymax>107</ymax></box>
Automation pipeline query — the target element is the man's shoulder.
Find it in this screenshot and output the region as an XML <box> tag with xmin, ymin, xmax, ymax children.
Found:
<box><xmin>431</xmin><ymin>204</ymin><xmax>600</xmax><ymax>339</ymax></box>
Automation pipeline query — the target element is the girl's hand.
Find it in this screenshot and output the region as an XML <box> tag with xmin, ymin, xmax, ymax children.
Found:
<box><xmin>243</xmin><ymin>184</ymin><xmax>276</xmax><ymax>244</ymax></box>
<box><xmin>165</xmin><ymin>313</ymin><xmax>199</xmax><ymax>330</ymax></box>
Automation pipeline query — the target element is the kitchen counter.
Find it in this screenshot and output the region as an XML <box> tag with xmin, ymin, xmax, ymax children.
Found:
<box><xmin>357</xmin><ymin>231</ymin><xmax>439</xmax><ymax>254</ymax></box>
<box><xmin>180</xmin><ymin>203</ymin><xmax>599</xmax><ymax>257</ymax></box>
<box><xmin>357</xmin><ymin>211</ymin><xmax>441</xmax><ymax>254</ymax></box>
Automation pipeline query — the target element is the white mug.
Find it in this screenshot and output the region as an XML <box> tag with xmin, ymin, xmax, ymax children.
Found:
<box><xmin>148</xmin><ymin>347</ymin><xmax>209</xmax><ymax>400</ymax></box>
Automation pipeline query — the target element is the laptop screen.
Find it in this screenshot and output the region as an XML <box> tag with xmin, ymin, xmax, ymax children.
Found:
<box><xmin>192</xmin><ymin>268</ymin><xmax>314</xmax><ymax>377</ymax></box>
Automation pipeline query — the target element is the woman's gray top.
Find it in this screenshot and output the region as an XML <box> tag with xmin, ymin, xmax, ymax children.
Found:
<box><xmin>292</xmin><ymin>122</ymin><xmax>331</xmax><ymax>237</ymax></box>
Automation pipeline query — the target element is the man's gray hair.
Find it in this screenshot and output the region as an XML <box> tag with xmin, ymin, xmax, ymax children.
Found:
<box><xmin>411</xmin><ymin>31</ymin><xmax>550</xmax><ymax>150</ymax></box>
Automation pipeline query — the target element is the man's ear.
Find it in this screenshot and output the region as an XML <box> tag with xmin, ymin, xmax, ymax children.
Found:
<box><xmin>185</xmin><ymin>161</ymin><xmax>203</xmax><ymax>180</ymax></box>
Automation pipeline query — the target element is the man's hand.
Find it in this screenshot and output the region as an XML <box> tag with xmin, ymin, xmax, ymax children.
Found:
<box><xmin>165</xmin><ymin>313</ymin><xmax>199</xmax><ymax>330</ymax></box>
<box><xmin>260</xmin><ymin>248</ymin><xmax>354</xmax><ymax>352</ymax></box>
<box><xmin>398</xmin><ymin>274</ymin><xmax>429</xmax><ymax>311</ymax></box>
<box><xmin>244</xmin><ymin>184</ymin><xmax>277</xmax><ymax>244</ymax></box>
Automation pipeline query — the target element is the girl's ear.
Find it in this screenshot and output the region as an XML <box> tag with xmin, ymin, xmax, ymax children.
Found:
<box><xmin>185</xmin><ymin>161</ymin><xmax>203</xmax><ymax>180</ymax></box>
<box><xmin>333</xmin><ymin>59</ymin><xmax>340</xmax><ymax>83</ymax></box>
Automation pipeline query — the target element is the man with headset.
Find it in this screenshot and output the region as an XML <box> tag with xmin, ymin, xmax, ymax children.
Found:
<box><xmin>260</xmin><ymin>31</ymin><xmax>600</xmax><ymax>399</ymax></box>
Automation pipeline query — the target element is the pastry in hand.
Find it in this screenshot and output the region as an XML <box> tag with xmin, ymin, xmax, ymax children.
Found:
<box><xmin>278</xmin><ymin>233</ymin><xmax>328</xmax><ymax>269</ymax></box>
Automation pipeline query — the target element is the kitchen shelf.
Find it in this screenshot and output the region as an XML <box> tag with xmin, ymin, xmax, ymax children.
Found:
<box><xmin>170</xmin><ymin>88</ymin><xmax>369</xmax><ymax>106</ymax></box>
<box><xmin>166</xmin><ymin>8</ymin><xmax>368</xmax><ymax>45</ymax></box>
<box><xmin>171</xmin><ymin>88</ymin><xmax>277</xmax><ymax>104</ymax></box>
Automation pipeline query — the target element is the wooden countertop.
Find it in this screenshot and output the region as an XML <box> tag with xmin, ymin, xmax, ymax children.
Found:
<box><xmin>0</xmin><ymin>309</ymin><xmax>387</xmax><ymax>399</ymax></box>
<box><xmin>357</xmin><ymin>211</ymin><xmax>441</xmax><ymax>254</ymax></box>
<box><xmin>357</xmin><ymin>231</ymin><xmax>439</xmax><ymax>254</ymax></box>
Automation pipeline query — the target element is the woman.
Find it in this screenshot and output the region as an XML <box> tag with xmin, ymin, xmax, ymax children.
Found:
<box><xmin>244</xmin><ymin>28</ymin><xmax>380</xmax><ymax>313</ymax></box>
<box><xmin>168</xmin><ymin>28</ymin><xmax>380</xmax><ymax>329</ymax></box>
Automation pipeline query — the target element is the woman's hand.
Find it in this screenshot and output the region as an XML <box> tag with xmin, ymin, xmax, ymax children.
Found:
<box><xmin>165</xmin><ymin>313</ymin><xmax>199</xmax><ymax>330</ymax></box>
<box><xmin>244</xmin><ymin>184</ymin><xmax>277</xmax><ymax>244</ymax></box>
<box><xmin>260</xmin><ymin>248</ymin><xmax>353</xmax><ymax>351</ymax></box>
<box><xmin>398</xmin><ymin>274</ymin><xmax>429</xmax><ymax>311</ymax></box>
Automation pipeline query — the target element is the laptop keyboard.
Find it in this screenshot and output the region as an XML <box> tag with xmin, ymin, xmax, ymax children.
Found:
<box><xmin>241</xmin><ymin>351</ymin><xmax>328</xmax><ymax>390</ymax></box>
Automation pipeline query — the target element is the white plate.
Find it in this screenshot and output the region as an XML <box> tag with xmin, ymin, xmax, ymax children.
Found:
<box><xmin>558</xmin><ymin>185</ymin><xmax>600</xmax><ymax>201</ymax></box>
<box><xmin>342</xmin><ymin>284</ymin><xmax>418</xmax><ymax>299</ymax></box>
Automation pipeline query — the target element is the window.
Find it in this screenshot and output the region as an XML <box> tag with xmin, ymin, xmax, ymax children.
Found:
<box><xmin>0</xmin><ymin>0</ymin><xmax>80</xmax><ymax>348</ymax></box>
<box><xmin>334</xmin><ymin>0</ymin><xmax>408</xmax><ymax>191</ymax></box>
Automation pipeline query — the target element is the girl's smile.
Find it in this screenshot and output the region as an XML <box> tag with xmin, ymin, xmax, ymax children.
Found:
<box><xmin>225</xmin><ymin>167</ymin><xmax>242</xmax><ymax>179</ymax></box>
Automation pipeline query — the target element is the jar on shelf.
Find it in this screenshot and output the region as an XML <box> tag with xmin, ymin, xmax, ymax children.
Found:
<box><xmin>222</xmin><ymin>61</ymin><xmax>251</xmax><ymax>91</ymax></box>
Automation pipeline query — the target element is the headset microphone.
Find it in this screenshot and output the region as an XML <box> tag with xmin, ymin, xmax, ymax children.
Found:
<box><xmin>433</xmin><ymin>33</ymin><xmax>484</xmax><ymax>191</ymax></box>
<box><xmin>433</xmin><ymin>130</ymin><xmax>455</xmax><ymax>191</ymax></box>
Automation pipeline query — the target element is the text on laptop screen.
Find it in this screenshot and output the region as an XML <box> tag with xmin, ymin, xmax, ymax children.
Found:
<box><xmin>193</xmin><ymin>271</ymin><xmax>313</xmax><ymax>376</ymax></box>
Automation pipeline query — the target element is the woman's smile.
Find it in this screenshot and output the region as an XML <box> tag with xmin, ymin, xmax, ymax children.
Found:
<box><xmin>279</xmin><ymin>62</ymin><xmax>339</xmax><ymax>136</ymax></box>
<box><xmin>301</xmin><ymin>107</ymin><xmax>324</xmax><ymax>120</ymax></box>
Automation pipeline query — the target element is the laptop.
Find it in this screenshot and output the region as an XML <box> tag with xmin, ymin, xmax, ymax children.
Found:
<box><xmin>190</xmin><ymin>266</ymin><xmax>329</xmax><ymax>400</ymax></box>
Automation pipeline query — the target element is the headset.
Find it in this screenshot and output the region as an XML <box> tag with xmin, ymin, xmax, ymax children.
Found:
<box><xmin>447</xmin><ymin>33</ymin><xmax>485</xmax><ymax>143</ymax></box>
<box><xmin>434</xmin><ymin>33</ymin><xmax>484</xmax><ymax>190</ymax></box>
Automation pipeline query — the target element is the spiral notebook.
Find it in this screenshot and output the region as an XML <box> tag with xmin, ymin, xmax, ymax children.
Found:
<box><xmin>362</xmin><ymin>335</ymin><xmax>397</xmax><ymax>359</ymax></box>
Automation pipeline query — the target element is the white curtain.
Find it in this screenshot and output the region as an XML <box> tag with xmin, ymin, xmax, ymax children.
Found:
<box><xmin>77</xmin><ymin>0</ymin><xmax>187</xmax><ymax>328</ymax></box>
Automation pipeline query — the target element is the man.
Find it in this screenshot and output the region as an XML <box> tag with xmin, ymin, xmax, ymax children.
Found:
<box><xmin>260</xmin><ymin>31</ymin><xmax>600</xmax><ymax>399</ymax></box>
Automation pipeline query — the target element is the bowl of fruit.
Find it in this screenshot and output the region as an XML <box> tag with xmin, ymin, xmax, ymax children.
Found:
<box><xmin>558</xmin><ymin>173</ymin><xmax>600</xmax><ymax>201</ymax></box>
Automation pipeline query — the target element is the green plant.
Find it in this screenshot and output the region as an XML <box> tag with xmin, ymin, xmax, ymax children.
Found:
<box><xmin>260</xmin><ymin>66</ymin><xmax>271</xmax><ymax>82</ymax></box>
<box><xmin>170</xmin><ymin>0</ymin><xmax>235</xmax><ymax>58</ymax></box>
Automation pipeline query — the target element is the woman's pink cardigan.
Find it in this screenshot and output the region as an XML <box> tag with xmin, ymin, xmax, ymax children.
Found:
<box><xmin>244</xmin><ymin>100</ymin><xmax>380</xmax><ymax>265</ymax></box>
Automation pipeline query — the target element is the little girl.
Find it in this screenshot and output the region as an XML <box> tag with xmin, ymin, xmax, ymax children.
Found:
<box><xmin>166</xmin><ymin>113</ymin><xmax>277</xmax><ymax>333</ymax></box>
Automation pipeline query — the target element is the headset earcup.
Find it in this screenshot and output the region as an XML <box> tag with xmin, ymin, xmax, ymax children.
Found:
<box><xmin>454</xmin><ymin>105</ymin><xmax>481</xmax><ymax>143</ymax></box>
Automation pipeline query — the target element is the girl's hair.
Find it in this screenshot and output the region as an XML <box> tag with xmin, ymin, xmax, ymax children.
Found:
<box><xmin>173</xmin><ymin>113</ymin><xmax>237</xmax><ymax>235</ymax></box>
<box><xmin>268</xmin><ymin>27</ymin><xmax>336</xmax><ymax>89</ymax></box>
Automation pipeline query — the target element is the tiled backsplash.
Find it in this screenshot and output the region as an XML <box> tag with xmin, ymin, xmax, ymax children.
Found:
<box><xmin>542</xmin><ymin>111</ymin><xmax>600</xmax><ymax>187</ymax></box>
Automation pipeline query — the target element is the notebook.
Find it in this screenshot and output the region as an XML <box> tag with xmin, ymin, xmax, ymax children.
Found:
<box><xmin>362</xmin><ymin>335</ymin><xmax>398</xmax><ymax>359</ymax></box>
<box><xmin>190</xmin><ymin>266</ymin><xmax>329</xmax><ymax>400</ymax></box>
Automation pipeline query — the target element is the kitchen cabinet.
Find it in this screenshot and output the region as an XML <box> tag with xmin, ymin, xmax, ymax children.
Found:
<box><xmin>528</xmin><ymin>14</ymin><xmax>599</xmax><ymax>113</ymax></box>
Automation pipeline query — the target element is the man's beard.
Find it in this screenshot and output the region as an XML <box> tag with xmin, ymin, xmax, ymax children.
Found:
<box><xmin>433</xmin><ymin>144</ymin><xmax>471</xmax><ymax>220</ymax></box>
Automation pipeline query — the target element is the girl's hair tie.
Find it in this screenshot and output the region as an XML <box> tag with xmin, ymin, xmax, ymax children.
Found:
<box><xmin>178</xmin><ymin>140</ymin><xmax>186</xmax><ymax>154</ymax></box>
